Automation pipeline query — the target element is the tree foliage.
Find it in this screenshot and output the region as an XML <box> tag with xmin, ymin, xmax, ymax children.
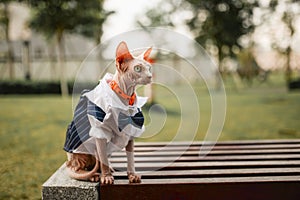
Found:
<box><xmin>29</xmin><ymin>0</ymin><xmax>111</xmax><ymax>43</ymax></box>
<box><xmin>260</xmin><ymin>0</ymin><xmax>300</xmax><ymax>83</ymax></box>
<box><xmin>0</xmin><ymin>0</ymin><xmax>16</xmax><ymax>79</ymax></box>
<box><xmin>186</xmin><ymin>0</ymin><xmax>258</xmax><ymax>60</ymax></box>
<box><xmin>140</xmin><ymin>0</ymin><xmax>259</xmax><ymax>66</ymax></box>
<box><xmin>28</xmin><ymin>0</ymin><xmax>112</xmax><ymax>96</ymax></box>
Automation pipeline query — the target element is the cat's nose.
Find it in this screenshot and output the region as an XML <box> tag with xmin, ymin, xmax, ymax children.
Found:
<box><xmin>146</xmin><ymin>72</ymin><xmax>152</xmax><ymax>79</ymax></box>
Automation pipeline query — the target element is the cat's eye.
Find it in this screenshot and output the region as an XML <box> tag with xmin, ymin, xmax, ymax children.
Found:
<box><xmin>134</xmin><ymin>65</ymin><xmax>142</xmax><ymax>72</ymax></box>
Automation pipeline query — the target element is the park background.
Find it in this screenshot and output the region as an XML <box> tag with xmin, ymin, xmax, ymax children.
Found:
<box><xmin>0</xmin><ymin>0</ymin><xmax>300</xmax><ymax>199</ymax></box>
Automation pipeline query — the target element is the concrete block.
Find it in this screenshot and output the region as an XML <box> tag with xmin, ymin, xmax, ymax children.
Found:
<box><xmin>42</xmin><ymin>163</ymin><xmax>99</xmax><ymax>200</ymax></box>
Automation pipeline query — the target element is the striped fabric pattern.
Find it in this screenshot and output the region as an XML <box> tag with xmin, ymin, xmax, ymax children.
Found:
<box><xmin>63</xmin><ymin>93</ymin><xmax>106</xmax><ymax>153</ymax></box>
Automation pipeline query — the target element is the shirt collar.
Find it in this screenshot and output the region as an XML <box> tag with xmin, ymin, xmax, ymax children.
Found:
<box><xmin>97</xmin><ymin>73</ymin><xmax>148</xmax><ymax>110</ymax></box>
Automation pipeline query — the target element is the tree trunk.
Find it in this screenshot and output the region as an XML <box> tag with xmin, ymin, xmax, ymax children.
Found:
<box><xmin>4</xmin><ymin>3</ymin><xmax>14</xmax><ymax>80</ymax></box>
<box><xmin>285</xmin><ymin>46</ymin><xmax>292</xmax><ymax>84</ymax></box>
<box><xmin>56</xmin><ymin>29</ymin><xmax>69</xmax><ymax>97</ymax></box>
<box><xmin>48</xmin><ymin>38</ymin><xmax>57</xmax><ymax>80</ymax></box>
<box><xmin>283</xmin><ymin>11</ymin><xmax>294</xmax><ymax>86</ymax></box>
<box><xmin>215</xmin><ymin>46</ymin><xmax>223</xmax><ymax>91</ymax></box>
<box><xmin>22</xmin><ymin>40</ymin><xmax>31</xmax><ymax>80</ymax></box>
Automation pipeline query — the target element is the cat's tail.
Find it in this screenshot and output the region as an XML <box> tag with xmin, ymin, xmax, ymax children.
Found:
<box><xmin>66</xmin><ymin>157</ymin><xmax>100</xmax><ymax>181</ymax></box>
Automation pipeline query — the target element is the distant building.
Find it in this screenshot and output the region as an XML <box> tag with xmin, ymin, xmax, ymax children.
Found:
<box><xmin>0</xmin><ymin>2</ymin><xmax>96</xmax><ymax>80</ymax></box>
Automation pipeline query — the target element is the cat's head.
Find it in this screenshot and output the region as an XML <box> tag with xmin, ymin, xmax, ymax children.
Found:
<box><xmin>115</xmin><ymin>41</ymin><xmax>153</xmax><ymax>85</ymax></box>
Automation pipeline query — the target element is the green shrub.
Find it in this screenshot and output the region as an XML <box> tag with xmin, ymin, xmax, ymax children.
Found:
<box><xmin>0</xmin><ymin>80</ymin><xmax>96</xmax><ymax>94</ymax></box>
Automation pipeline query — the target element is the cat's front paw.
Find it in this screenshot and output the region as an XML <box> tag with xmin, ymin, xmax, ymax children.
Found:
<box><xmin>89</xmin><ymin>174</ymin><xmax>100</xmax><ymax>182</ymax></box>
<box><xmin>128</xmin><ymin>172</ymin><xmax>141</xmax><ymax>183</ymax></box>
<box><xmin>100</xmin><ymin>173</ymin><xmax>114</xmax><ymax>185</ymax></box>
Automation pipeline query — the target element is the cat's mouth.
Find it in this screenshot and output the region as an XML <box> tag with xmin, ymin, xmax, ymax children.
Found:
<box><xmin>137</xmin><ymin>76</ymin><xmax>152</xmax><ymax>85</ymax></box>
<box><xmin>144</xmin><ymin>77</ymin><xmax>152</xmax><ymax>84</ymax></box>
<box><xmin>139</xmin><ymin>78</ymin><xmax>152</xmax><ymax>85</ymax></box>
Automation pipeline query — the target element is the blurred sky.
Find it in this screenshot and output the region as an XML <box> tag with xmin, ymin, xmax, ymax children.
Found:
<box><xmin>102</xmin><ymin>0</ymin><xmax>162</xmax><ymax>41</ymax></box>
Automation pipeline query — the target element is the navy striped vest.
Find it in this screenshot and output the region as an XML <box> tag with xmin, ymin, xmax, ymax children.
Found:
<box><xmin>63</xmin><ymin>91</ymin><xmax>106</xmax><ymax>153</ymax></box>
<box><xmin>63</xmin><ymin>91</ymin><xmax>144</xmax><ymax>153</ymax></box>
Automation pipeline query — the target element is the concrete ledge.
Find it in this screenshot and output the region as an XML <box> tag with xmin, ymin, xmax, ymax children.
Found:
<box><xmin>42</xmin><ymin>163</ymin><xmax>99</xmax><ymax>200</ymax></box>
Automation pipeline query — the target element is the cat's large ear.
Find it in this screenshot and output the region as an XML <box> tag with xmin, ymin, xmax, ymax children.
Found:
<box><xmin>116</xmin><ymin>41</ymin><xmax>133</xmax><ymax>71</ymax></box>
<box><xmin>143</xmin><ymin>47</ymin><xmax>153</xmax><ymax>63</ymax></box>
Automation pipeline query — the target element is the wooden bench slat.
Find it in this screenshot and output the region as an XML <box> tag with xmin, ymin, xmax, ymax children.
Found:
<box><xmin>110</xmin><ymin>154</ymin><xmax>300</xmax><ymax>163</ymax></box>
<box><xmin>135</xmin><ymin>139</ymin><xmax>300</xmax><ymax>147</ymax></box>
<box><xmin>101</xmin><ymin>179</ymin><xmax>300</xmax><ymax>200</ymax></box>
<box><xmin>111</xmin><ymin>160</ymin><xmax>300</xmax><ymax>171</ymax></box>
<box><xmin>112</xmin><ymin>148</ymin><xmax>300</xmax><ymax>158</ymax></box>
<box><xmin>112</xmin><ymin>167</ymin><xmax>300</xmax><ymax>179</ymax></box>
<box><xmin>132</xmin><ymin>144</ymin><xmax>300</xmax><ymax>152</ymax></box>
<box><xmin>112</xmin><ymin>175</ymin><xmax>300</xmax><ymax>184</ymax></box>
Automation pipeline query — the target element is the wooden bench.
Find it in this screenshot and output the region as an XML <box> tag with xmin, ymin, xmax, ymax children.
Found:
<box><xmin>42</xmin><ymin>139</ymin><xmax>300</xmax><ymax>200</ymax></box>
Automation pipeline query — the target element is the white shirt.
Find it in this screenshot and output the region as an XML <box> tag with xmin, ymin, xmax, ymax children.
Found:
<box><xmin>73</xmin><ymin>73</ymin><xmax>147</xmax><ymax>156</ymax></box>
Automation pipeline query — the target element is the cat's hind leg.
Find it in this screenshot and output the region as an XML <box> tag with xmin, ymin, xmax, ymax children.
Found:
<box><xmin>66</xmin><ymin>153</ymin><xmax>100</xmax><ymax>182</ymax></box>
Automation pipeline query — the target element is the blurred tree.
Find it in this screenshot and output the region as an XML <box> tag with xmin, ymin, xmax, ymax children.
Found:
<box><xmin>185</xmin><ymin>0</ymin><xmax>259</xmax><ymax>72</ymax></box>
<box><xmin>137</xmin><ymin>0</ymin><xmax>178</xmax><ymax>28</ymax></box>
<box><xmin>267</xmin><ymin>0</ymin><xmax>300</xmax><ymax>84</ymax></box>
<box><xmin>139</xmin><ymin>0</ymin><xmax>260</xmax><ymax>90</ymax></box>
<box><xmin>0</xmin><ymin>0</ymin><xmax>15</xmax><ymax>80</ymax></box>
<box><xmin>139</xmin><ymin>0</ymin><xmax>259</xmax><ymax>71</ymax></box>
<box><xmin>28</xmin><ymin>0</ymin><xmax>112</xmax><ymax>97</ymax></box>
<box><xmin>237</xmin><ymin>48</ymin><xmax>266</xmax><ymax>86</ymax></box>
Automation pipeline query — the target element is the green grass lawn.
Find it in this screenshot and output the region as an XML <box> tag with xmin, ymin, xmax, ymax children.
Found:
<box><xmin>0</xmin><ymin>96</ymin><xmax>72</xmax><ymax>199</ymax></box>
<box><xmin>0</xmin><ymin>74</ymin><xmax>300</xmax><ymax>199</ymax></box>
